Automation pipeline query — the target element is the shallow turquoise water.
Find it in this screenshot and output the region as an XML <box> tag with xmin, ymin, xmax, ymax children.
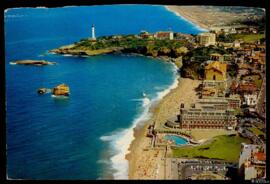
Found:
<box><xmin>165</xmin><ymin>135</ymin><xmax>188</xmax><ymax>145</ymax></box>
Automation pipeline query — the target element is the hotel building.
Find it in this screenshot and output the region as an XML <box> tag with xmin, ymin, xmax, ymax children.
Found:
<box><xmin>179</xmin><ymin>102</ymin><xmax>237</xmax><ymax>130</ymax></box>
<box><xmin>197</xmin><ymin>32</ymin><xmax>216</xmax><ymax>46</ymax></box>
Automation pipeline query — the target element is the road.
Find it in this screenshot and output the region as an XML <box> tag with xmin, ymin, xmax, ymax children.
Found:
<box><xmin>256</xmin><ymin>76</ymin><xmax>266</xmax><ymax>118</ymax></box>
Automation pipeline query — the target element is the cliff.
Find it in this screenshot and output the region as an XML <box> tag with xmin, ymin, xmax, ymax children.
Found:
<box><xmin>52</xmin><ymin>84</ymin><xmax>70</xmax><ymax>96</ymax></box>
<box><xmin>49</xmin><ymin>35</ymin><xmax>192</xmax><ymax>69</ymax></box>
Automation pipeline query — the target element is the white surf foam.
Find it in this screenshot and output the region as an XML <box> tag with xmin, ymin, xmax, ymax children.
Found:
<box><xmin>97</xmin><ymin>159</ymin><xmax>111</xmax><ymax>165</ymax></box>
<box><xmin>36</xmin><ymin>6</ymin><xmax>48</xmax><ymax>9</ymax></box>
<box><xmin>63</xmin><ymin>54</ymin><xmax>73</xmax><ymax>57</ymax></box>
<box><xmin>100</xmin><ymin>135</ymin><xmax>116</xmax><ymax>142</ymax></box>
<box><xmin>51</xmin><ymin>95</ymin><xmax>69</xmax><ymax>99</ymax></box>
<box><xmin>131</xmin><ymin>96</ymin><xmax>151</xmax><ymax>107</ymax></box>
<box><xmin>101</xmin><ymin>63</ymin><xmax>179</xmax><ymax>179</ymax></box>
<box><xmin>9</xmin><ymin>62</ymin><xmax>16</xmax><ymax>65</ymax></box>
<box><xmin>142</xmin><ymin>97</ymin><xmax>151</xmax><ymax>107</ymax></box>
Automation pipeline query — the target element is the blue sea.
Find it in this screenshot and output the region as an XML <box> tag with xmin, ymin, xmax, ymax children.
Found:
<box><xmin>5</xmin><ymin>5</ymin><xmax>203</xmax><ymax>179</ymax></box>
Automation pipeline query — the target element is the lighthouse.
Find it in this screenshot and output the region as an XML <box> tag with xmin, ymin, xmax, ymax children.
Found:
<box><xmin>91</xmin><ymin>24</ymin><xmax>96</xmax><ymax>40</ymax></box>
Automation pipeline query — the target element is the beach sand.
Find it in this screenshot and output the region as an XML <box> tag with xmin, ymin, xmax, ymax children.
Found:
<box><xmin>126</xmin><ymin>78</ymin><xmax>201</xmax><ymax>179</ymax></box>
<box><xmin>165</xmin><ymin>6</ymin><xmax>210</xmax><ymax>30</ymax></box>
<box><xmin>165</xmin><ymin>5</ymin><xmax>262</xmax><ymax>30</ymax></box>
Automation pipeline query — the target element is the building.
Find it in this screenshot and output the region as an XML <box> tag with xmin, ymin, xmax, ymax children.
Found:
<box><xmin>210</xmin><ymin>26</ymin><xmax>241</xmax><ymax>35</ymax></box>
<box><xmin>198</xmin><ymin>95</ymin><xmax>241</xmax><ymax>110</ymax></box>
<box><xmin>229</xmin><ymin>81</ymin><xmax>259</xmax><ymax>107</ymax></box>
<box><xmin>139</xmin><ymin>30</ymin><xmax>153</xmax><ymax>39</ymax></box>
<box><xmin>203</xmin><ymin>61</ymin><xmax>228</xmax><ymax>92</ymax></box>
<box><xmin>243</xmin><ymin>94</ymin><xmax>258</xmax><ymax>107</ymax></box>
<box><xmin>210</xmin><ymin>53</ymin><xmax>224</xmax><ymax>62</ymax></box>
<box><xmin>233</xmin><ymin>40</ymin><xmax>241</xmax><ymax>48</ymax></box>
<box><xmin>91</xmin><ymin>24</ymin><xmax>96</xmax><ymax>40</ymax></box>
<box><xmin>205</xmin><ymin>61</ymin><xmax>227</xmax><ymax>81</ymax></box>
<box><xmin>247</xmin><ymin>52</ymin><xmax>266</xmax><ymax>70</ymax></box>
<box><xmin>197</xmin><ymin>32</ymin><xmax>216</xmax><ymax>46</ymax></box>
<box><xmin>154</xmin><ymin>31</ymin><xmax>174</xmax><ymax>40</ymax></box>
<box><xmin>238</xmin><ymin>82</ymin><xmax>258</xmax><ymax>95</ymax></box>
<box><xmin>174</xmin><ymin>33</ymin><xmax>194</xmax><ymax>42</ymax></box>
<box><xmin>230</xmin><ymin>81</ymin><xmax>258</xmax><ymax>95</ymax></box>
<box><xmin>239</xmin><ymin>143</ymin><xmax>266</xmax><ymax>180</ymax></box>
<box><xmin>226</xmin><ymin>95</ymin><xmax>242</xmax><ymax>109</ymax></box>
<box><xmin>237</xmin><ymin>64</ymin><xmax>251</xmax><ymax>76</ymax></box>
<box><xmin>179</xmin><ymin>103</ymin><xmax>237</xmax><ymax>130</ymax></box>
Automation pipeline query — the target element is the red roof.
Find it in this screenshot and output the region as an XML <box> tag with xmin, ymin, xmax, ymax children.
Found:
<box><xmin>230</xmin><ymin>81</ymin><xmax>238</xmax><ymax>90</ymax></box>
<box><xmin>238</xmin><ymin>82</ymin><xmax>257</xmax><ymax>92</ymax></box>
<box><xmin>254</xmin><ymin>152</ymin><xmax>266</xmax><ymax>161</ymax></box>
<box><xmin>156</xmin><ymin>32</ymin><xmax>171</xmax><ymax>38</ymax></box>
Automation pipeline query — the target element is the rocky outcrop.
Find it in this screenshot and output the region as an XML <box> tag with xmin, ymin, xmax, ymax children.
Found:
<box><xmin>10</xmin><ymin>60</ymin><xmax>56</xmax><ymax>66</ymax></box>
<box><xmin>52</xmin><ymin>84</ymin><xmax>70</xmax><ymax>96</ymax></box>
<box><xmin>50</xmin><ymin>46</ymin><xmax>122</xmax><ymax>56</ymax></box>
<box><xmin>37</xmin><ymin>88</ymin><xmax>51</xmax><ymax>94</ymax></box>
<box><xmin>49</xmin><ymin>38</ymin><xmax>190</xmax><ymax>67</ymax></box>
<box><xmin>172</xmin><ymin>57</ymin><xmax>183</xmax><ymax>68</ymax></box>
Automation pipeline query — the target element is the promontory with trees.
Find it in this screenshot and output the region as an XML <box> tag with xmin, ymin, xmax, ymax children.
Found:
<box><xmin>50</xmin><ymin>18</ymin><xmax>265</xmax><ymax>80</ymax></box>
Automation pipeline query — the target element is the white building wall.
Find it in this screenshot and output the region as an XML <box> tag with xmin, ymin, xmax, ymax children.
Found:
<box><xmin>245</xmin><ymin>166</ymin><xmax>257</xmax><ymax>180</ymax></box>
<box><xmin>243</xmin><ymin>94</ymin><xmax>258</xmax><ymax>106</ymax></box>
<box><xmin>169</xmin><ymin>32</ymin><xmax>174</xmax><ymax>40</ymax></box>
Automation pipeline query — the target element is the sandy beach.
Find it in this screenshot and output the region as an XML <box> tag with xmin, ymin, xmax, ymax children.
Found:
<box><xmin>165</xmin><ymin>6</ymin><xmax>264</xmax><ymax>31</ymax></box>
<box><xmin>126</xmin><ymin>78</ymin><xmax>201</xmax><ymax>179</ymax></box>
<box><xmin>165</xmin><ymin>6</ymin><xmax>210</xmax><ymax>30</ymax></box>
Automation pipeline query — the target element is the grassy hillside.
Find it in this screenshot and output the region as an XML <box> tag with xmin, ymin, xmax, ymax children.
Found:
<box><xmin>172</xmin><ymin>134</ymin><xmax>251</xmax><ymax>162</ymax></box>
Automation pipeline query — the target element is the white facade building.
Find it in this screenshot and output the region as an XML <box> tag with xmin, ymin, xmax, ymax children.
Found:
<box><xmin>243</xmin><ymin>94</ymin><xmax>258</xmax><ymax>106</ymax></box>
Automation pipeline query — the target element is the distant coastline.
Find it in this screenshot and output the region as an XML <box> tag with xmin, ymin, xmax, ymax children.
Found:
<box><xmin>165</xmin><ymin>5</ymin><xmax>265</xmax><ymax>31</ymax></box>
<box><xmin>164</xmin><ymin>6</ymin><xmax>209</xmax><ymax>31</ymax></box>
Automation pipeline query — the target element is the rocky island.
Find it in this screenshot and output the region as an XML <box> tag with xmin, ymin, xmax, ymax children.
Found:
<box><xmin>52</xmin><ymin>84</ymin><xmax>70</xmax><ymax>96</ymax></box>
<box><xmin>37</xmin><ymin>84</ymin><xmax>70</xmax><ymax>97</ymax></box>
<box><xmin>10</xmin><ymin>60</ymin><xmax>56</xmax><ymax>66</ymax></box>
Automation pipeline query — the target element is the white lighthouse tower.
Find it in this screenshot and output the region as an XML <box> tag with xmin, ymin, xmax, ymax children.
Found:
<box><xmin>91</xmin><ymin>24</ymin><xmax>96</xmax><ymax>40</ymax></box>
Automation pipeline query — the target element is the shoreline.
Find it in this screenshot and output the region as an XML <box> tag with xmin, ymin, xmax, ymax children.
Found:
<box><xmin>106</xmin><ymin>62</ymin><xmax>179</xmax><ymax>179</ymax></box>
<box><xmin>164</xmin><ymin>6</ymin><xmax>209</xmax><ymax>31</ymax></box>
<box><xmin>126</xmin><ymin>77</ymin><xmax>201</xmax><ymax>179</ymax></box>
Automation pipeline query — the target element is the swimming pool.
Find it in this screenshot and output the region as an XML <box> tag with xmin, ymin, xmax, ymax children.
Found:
<box><xmin>164</xmin><ymin>135</ymin><xmax>188</xmax><ymax>145</ymax></box>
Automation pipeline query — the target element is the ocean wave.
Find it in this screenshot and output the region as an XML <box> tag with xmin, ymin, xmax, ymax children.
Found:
<box><xmin>51</xmin><ymin>95</ymin><xmax>69</xmax><ymax>99</ymax></box>
<box><xmin>36</xmin><ymin>7</ymin><xmax>48</xmax><ymax>9</ymax></box>
<box><xmin>131</xmin><ymin>96</ymin><xmax>151</xmax><ymax>107</ymax></box>
<box><xmin>4</xmin><ymin>6</ymin><xmax>49</xmax><ymax>15</ymax></box>
<box><xmin>63</xmin><ymin>6</ymin><xmax>77</xmax><ymax>8</ymax></box>
<box><xmin>4</xmin><ymin>8</ymin><xmax>24</xmax><ymax>14</ymax></box>
<box><xmin>142</xmin><ymin>97</ymin><xmax>151</xmax><ymax>107</ymax></box>
<box><xmin>154</xmin><ymin>86</ymin><xmax>165</xmax><ymax>90</ymax></box>
<box><xmin>110</xmin><ymin>106</ymin><xmax>152</xmax><ymax>179</ymax></box>
<box><xmin>157</xmin><ymin>76</ymin><xmax>179</xmax><ymax>100</ymax></box>
<box><xmin>97</xmin><ymin>159</ymin><xmax>111</xmax><ymax>165</ymax></box>
<box><xmin>5</xmin><ymin>14</ymin><xmax>25</xmax><ymax>18</ymax></box>
<box><xmin>103</xmin><ymin>63</ymin><xmax>179</xmax><ymax>179</ymax></box>
<box><xmin>63</xmin><ymin>54</ymin><xmax>73</xmax><ymax>57</ymax></box>
<box><xmin>100</xmin><ymin>135</ymin><xmax>116</xmax><ymax>142</ymax></box>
